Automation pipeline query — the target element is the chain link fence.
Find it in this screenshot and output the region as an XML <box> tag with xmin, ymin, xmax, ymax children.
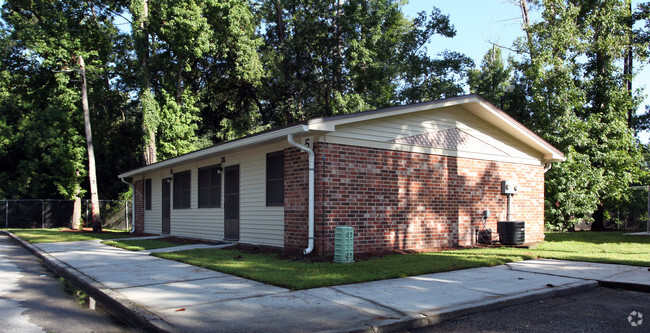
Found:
<box><xmin>1</xmin><ymin>199</ymin><xmax>131</xmax><ymax>230</ymax></box>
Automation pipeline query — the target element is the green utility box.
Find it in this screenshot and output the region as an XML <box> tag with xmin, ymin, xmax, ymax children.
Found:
<box><xmin>334</xmin><ymin>226</ymin><xmax>354</xmax><ymax>263</ymax></box>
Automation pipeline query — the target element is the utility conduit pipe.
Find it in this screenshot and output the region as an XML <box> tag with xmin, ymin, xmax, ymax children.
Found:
<box><xmin>287</xmin><ymin>134</ymin><xmax>315</xmax><ymax>255</ymax></box>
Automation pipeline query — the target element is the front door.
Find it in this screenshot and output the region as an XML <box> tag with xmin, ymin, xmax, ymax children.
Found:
<box><xmin>224</xmin><ymin>165</ymin><xmax>240</xmax><ymax>241</ymax></box>
<box><xmin>161</xmin><ymin>178</ymin><xmax>171</xmax><ymax>234</ymax></box>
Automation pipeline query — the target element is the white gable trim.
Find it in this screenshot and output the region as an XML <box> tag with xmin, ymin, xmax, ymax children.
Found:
<box><xmin>308</xmin><ymin>95</ymin><xmax>564</xmax><ymax>163</ymax></box>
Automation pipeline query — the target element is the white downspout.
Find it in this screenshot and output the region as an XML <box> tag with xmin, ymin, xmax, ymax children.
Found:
<box><xmin>287</xmin><ymin>134</ymin><xmax>315</xmax><ymax>255</ymax></box>
<box><xmin>544</xmin><ymin>162</ymin><xmax>552</xmax><ymax>173</ymax></box>
<box><xmin>120</xmin><ymin>177</ymin><xmax>136</xmax><ymax>233</ymax></box>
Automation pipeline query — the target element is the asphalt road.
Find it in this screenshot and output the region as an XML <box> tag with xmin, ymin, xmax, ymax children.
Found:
<box><xmin>414</xmin><ymin>287</ymin><xmax>649</xmax><ymax>333</ymax></box>
<box><xmin>0</xmin><ymin>233</ymin><xmax>136</xmax><ymax>332</ymax></box>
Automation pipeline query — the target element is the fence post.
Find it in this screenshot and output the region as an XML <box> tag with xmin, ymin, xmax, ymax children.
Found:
<box><xmin>41</xmin><ymin>200</ymin><xmax>44</xmax><ymax>228</ymax></box>
<box><xmin>5</xmin><ymin>201</ymin><xmax>7</xmax><ymax>228</ymax></box>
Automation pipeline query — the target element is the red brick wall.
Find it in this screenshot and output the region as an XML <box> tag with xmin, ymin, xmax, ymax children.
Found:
<box><xmin>134</xmin><ymin>179</ymin><xmax>145</xmax><ymax>233</ymax></box>
<box><xmin>284</xmin><ymin>142</ymin><xmax>545</xmax><ymax>254</ymax></box>
<box><xmin>284</xmin><ymin>147</ymin><xmax>310</xmax><ymax>252</ymax></box>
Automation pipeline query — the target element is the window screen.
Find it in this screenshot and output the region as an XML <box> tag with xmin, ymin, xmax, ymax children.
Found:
<box><xmin>145</xmin><ymin>178</ymin><xmax>152</xmax><ymax>210</ymax></box>
<box><xmin>198</xmin><ymin>165</ymin><xmax>221</xmax><ymax>208</ymax></box>
<box><xmin>173</xmin><ymin>170</ymin><xmax>191</xmax><ymax>209</ymax></box>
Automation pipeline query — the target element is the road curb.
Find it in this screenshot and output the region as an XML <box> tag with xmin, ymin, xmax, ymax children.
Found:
<box><xmin>1</xmin><ymin>230</ymin><xmax>178</xmax><ymax>333</ymax></box>
<box><xmin>598</xmin><ymin>280</ymin><xmax>650</xmax><ymax>293</ymax></box>
<box><xmin>341</xmin><ymin>280</ymin><xmax>600</xmax><ymax>333</ymax></box>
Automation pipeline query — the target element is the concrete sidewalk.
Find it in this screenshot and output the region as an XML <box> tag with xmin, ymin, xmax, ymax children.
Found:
<box><xmin>4</xmin><ymin>232</ymin><xmax>648</xmax><ymax>333</ymax></box>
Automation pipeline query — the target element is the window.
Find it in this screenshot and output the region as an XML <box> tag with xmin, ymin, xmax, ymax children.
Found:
<box><xmin>198</xmin><ymin>165</ymin><xmax>221</xmax><ymax>208</ymax></box>
<box><xmin>173</xmin><ymin>170</ymin><xmax>191</xmax><ymax>209</ymax></box>
<box><xmin>145</xmin><ymin>178</ymin><xmax>152</xmax><ymax>210</ymax></box>
<box><xmin>266</xmin><ymin>150</ymin><xmax>284</xmax><ymax>206</ymax></box>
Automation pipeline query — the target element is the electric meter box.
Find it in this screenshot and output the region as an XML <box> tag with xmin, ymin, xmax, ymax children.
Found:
<box><xmin>501</xmin><ymin>180</ymin><xmax>519</xmax><ymax>195</ymax></box>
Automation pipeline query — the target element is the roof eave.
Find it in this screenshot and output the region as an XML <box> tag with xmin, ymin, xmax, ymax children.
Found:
<box><xmin>307</xmin><ymin>95</ymin><xmax>565</xmax><ymax>163</ymax></box>
<box><xmin>470</xmin><ymin>98</ymin><xmax>565</xmax><ymax>164</ymax></box>
<box><xmin>118</xmin><ymin>124</ymin><xmax>310</xmax><ymax>179</ymax></box>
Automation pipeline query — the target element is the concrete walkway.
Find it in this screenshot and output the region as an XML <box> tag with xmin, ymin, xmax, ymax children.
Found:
<box><xmin>4</xmin><ymin>232</ymin><xmax>649</xmax><ymax>333</ymax></box>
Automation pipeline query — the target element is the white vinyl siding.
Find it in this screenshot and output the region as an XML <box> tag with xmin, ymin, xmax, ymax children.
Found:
<box><xmin>324</xmin><ymin>105</ymin><xmax>543</xmax><ymax>165</ymax></box>
<box><xmin>142</xmin><ymin>173</ymin><xmax>163</xmax><ymax>234</ymax></box>
<box><xmin>139</xmin><ymin>143</ymin><xmax>286</xmax><ymax>247</ymax></box>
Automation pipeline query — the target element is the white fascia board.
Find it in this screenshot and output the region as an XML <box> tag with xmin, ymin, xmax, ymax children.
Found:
<box><xmin>118</xmin><ymin>125</ymin><xmax>309</xmax><ymax>179</ymax></box>
<box><xmin>307</xmin><ymin>96</ymin><xmax>477</xmax><ymax>130</ymax></box>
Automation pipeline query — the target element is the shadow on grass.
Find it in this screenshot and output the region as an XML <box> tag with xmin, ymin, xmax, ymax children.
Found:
<box><xmin>544</xmin><ymin>231</ymin><xmax>650</xmax><ymax>245</ymax></box>
<box><xmin>3</xmin><ymin>228</ymin><xmax>132</xmax><ymax>243</ymax></box>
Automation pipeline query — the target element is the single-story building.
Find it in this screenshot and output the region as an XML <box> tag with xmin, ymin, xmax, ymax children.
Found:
<box><xmin>118</xmin><ymin>95</ymin><xmax>564</xmax><ymax>255</ymax></box>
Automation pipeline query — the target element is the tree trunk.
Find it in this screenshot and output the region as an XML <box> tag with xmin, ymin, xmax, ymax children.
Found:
<box><xmin>273</xmin><ymin>0</ymin><xmax>293</xmax><ymax>124</ymax></box>
<box><xmin>334</xmin><ymin>0</ymin><xmax>345</xmax><ymax>90</ymax></box>
<box><xmin>624</xmin><ymin>0</ymin><xmax>634</xmax><ymax>127</ymax></box>
<box><xmin>71</xmin><ymin>174</ymin><xmax>82</xmax><ymax>230</ymax></box>
<box><xmin>71</xmin><ymin>196</ymin><xmax>81</xmax><ymax>230</ymax></box>
<box><xmin>137</xmin><ymin>0</ymin><xmax>157</xmax><ymax>165</ymax></box>
<box><xmin>519</xmin><ymin>0</ymin><xmax>536</xmax><ymax>60</ymax></box>
<box><xmin>78</xmin><ymin>55</ymin><xmax>102</xmax><ymax>233</ymax></box>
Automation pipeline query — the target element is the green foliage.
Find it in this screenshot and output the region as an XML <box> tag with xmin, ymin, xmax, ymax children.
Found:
<box><xmin>468</xmin><ymin>47</ymin><xmax>511</xmax><ymax>106</ymax></box>
<box><xmin>254</xmin><ymin>0</ymin><xmax>472</xmax><ymax>128</ymax></box>
<box><xmin>157</xmin><ymin>91</ymin><xmax>201</xmax><ymax>159</ymax></box>
<box><xmin>513</xmin><ymin>0</ymin><xmax>647</xmax><ymax>229</ymax></box>
<box><xmin>1</xmin><ymin>0</ymin><xmax>142</xmax><ymax>200</ymax></box>
<box><xmin>2</xmin><ymin>0</ymin><xmax>473</xmax><ymax>200</ymax></box>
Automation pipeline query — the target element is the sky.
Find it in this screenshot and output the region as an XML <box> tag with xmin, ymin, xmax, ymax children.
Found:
<box><xmin>402</xmin><ymin>0</ymin><xmax>650</xmax><ymax>142</ymax></box>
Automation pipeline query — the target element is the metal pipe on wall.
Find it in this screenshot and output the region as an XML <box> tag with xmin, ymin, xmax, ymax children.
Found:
<box><xmin>287</xmin><ymin>134</ymin><xmax>315</xmax><ymax>255</ymax></box>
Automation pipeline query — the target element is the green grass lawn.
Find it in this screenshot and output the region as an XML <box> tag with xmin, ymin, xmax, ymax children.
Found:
<box><xmin>102</xmin><ymin>239</ymin><xmax>183</xmax><ymax>251</ymax></box>
<box><xmin>487</xmin><ymin>231</ymin><xmax>650</xmax><ymax>266</ymax></box>
<box><xmin>2</xmin><ymin>228</ymin><xmax>133</xmax><ymax>243</ymax></box>
<box><xmin>154</xmin><ymin>231</ymin><xmax>650</xmax><ymax>290</ymax></box>
<box><xmin>154</xmin><ymin>249</ymin><xmax>531</xmax><ymax>290</ymax></box>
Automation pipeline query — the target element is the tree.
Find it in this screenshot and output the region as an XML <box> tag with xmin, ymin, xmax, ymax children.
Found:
<box><xmin>468</xmin><ymin>46</ymin><xmax>511</xmax><ymax>106</ymax></box>
<box><xmin>1</xmin><ymin>0</ymin><xmax>133</xmax><ymax>229</ymax></box>
<box><xmin>128</xmin><ymin>0</ymin><xmax>264</xmax><ymax>153</ymax></box>
<box><xmin>514</xmin><ymin>0</ymin><xmax>647</xmax><ymax>230</ymax></box>
<box><xmin>77</xmin><ymin>55</ymin><xmax>102</xmax><ymax>232</ymax></box>
<box><xmin>254</xmin><ymin>0</ymin><xmax>472</xmax><ymax>128</ymax></box>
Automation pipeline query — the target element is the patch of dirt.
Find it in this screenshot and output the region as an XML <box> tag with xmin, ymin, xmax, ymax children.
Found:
<box><xmin>229</xmin><ymin>242</ymin><xmax>534</xmax><ymax>263</ymax></box>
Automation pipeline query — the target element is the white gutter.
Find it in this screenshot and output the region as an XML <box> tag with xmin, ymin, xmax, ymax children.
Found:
<box><xmin>120</xmin><ymin>177</ymin><xmax>136</xmax><ymax>233</ymax></box>
<box><xmin>287</xmin><ymin>134</ymin><xmax>315</xmax><ymax>255</ymax></box>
